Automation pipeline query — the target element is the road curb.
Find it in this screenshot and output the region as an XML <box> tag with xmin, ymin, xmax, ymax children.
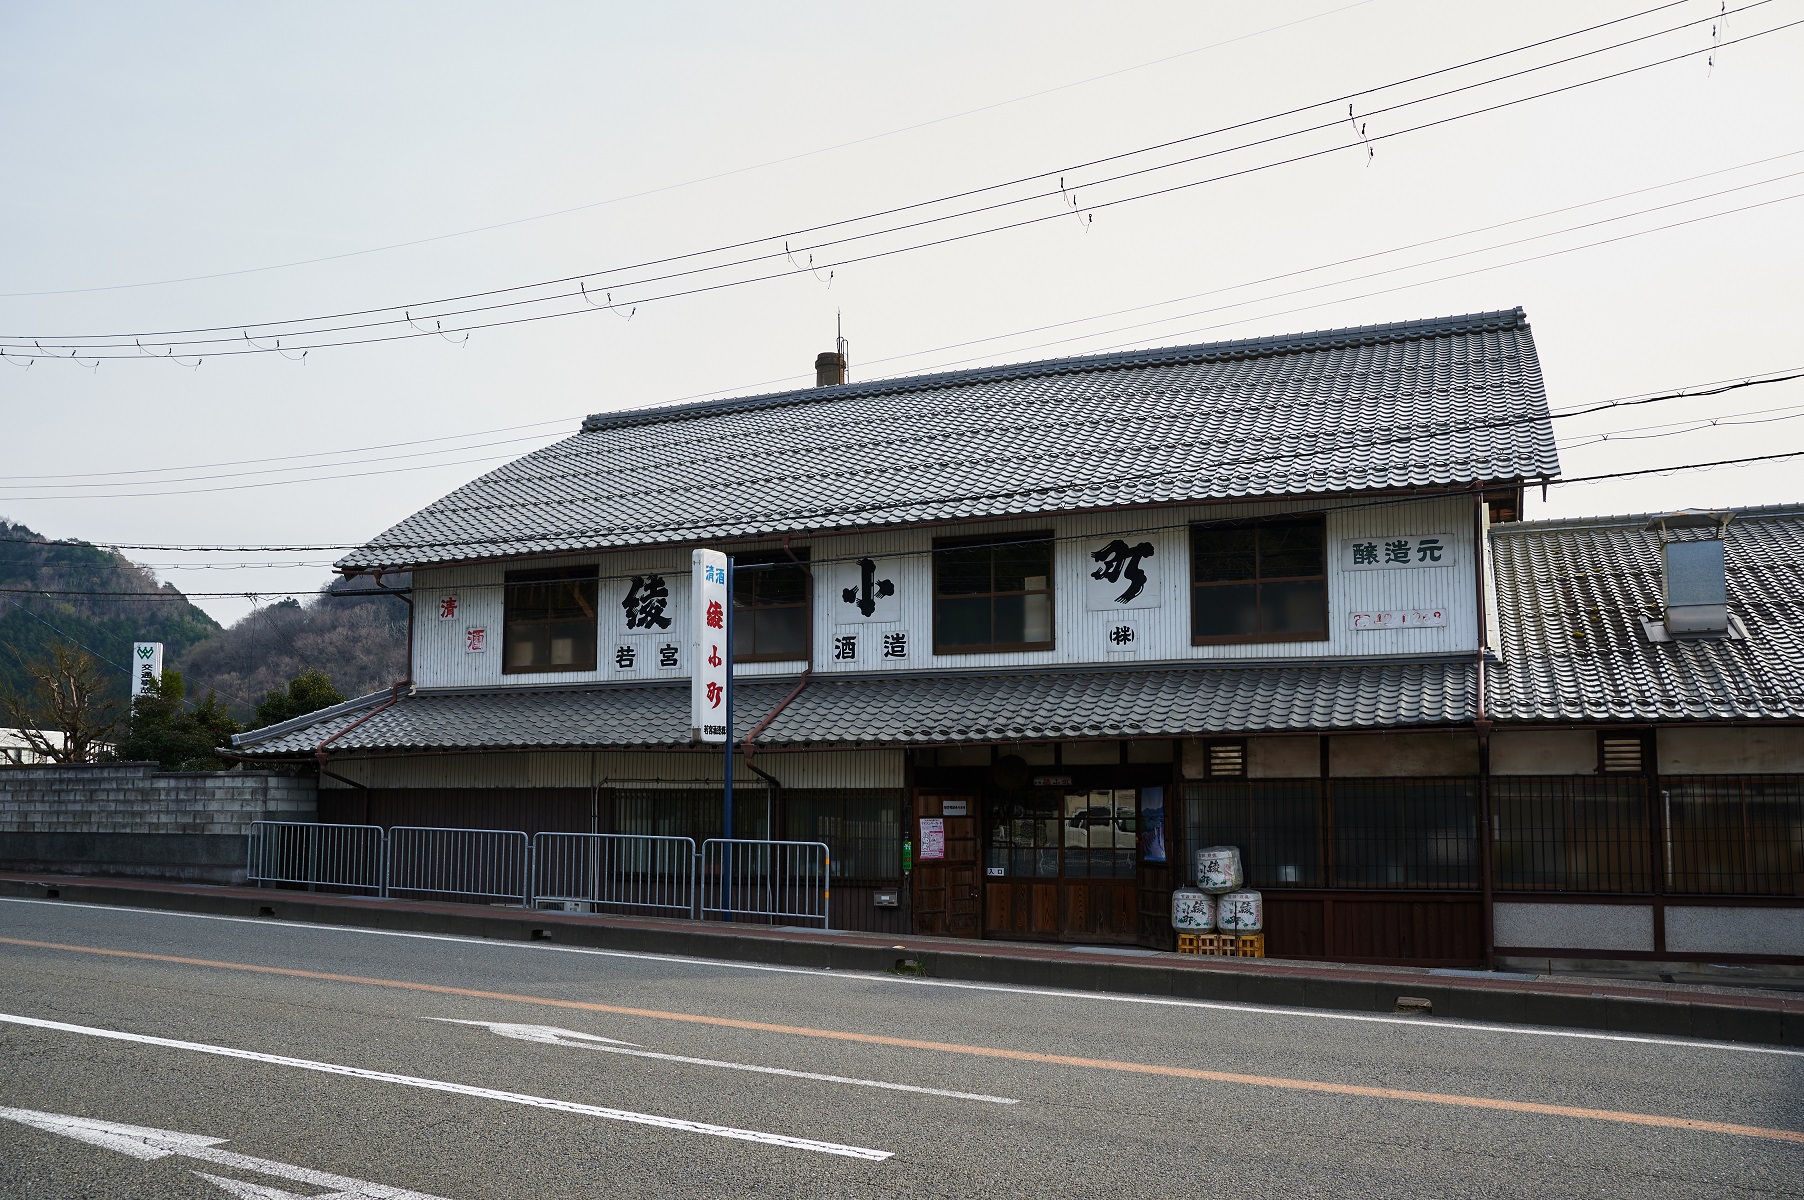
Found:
<box><xmin>3</xmin><ymin>875</ymin><xmax>1797</xmax><ymax>1047</ymax></box>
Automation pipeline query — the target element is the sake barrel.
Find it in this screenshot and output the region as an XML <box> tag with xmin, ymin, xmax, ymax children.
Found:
<box><xmin>1170</xmin><ymin>887</ymin><xmax>1215</xmax><ymax>931</ymax></box>
<box><xmin>1193</xmin><ymin>845</ymin><xmax>1244</xmax><ymax>893</ymax></box>
<box><xmin>1217</xmin><ymin>890</ymin><xmax>1264</xmax><ymax>932</ymax></box>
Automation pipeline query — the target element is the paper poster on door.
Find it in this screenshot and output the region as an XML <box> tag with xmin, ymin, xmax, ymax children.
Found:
<box><xmin>919</xmin><ymin>817</ymin><xmax>945</xmax><ymax>860</ymax></box>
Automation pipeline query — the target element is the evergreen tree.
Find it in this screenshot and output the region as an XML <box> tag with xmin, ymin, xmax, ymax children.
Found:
<box><xmin>254</xmin><ymin>670</ymin><xmax>345</xmax><ymax>727</ymax></box>
<box><xmin>115</xmin><ymin>669</ymin><xmax>241</xmax><ymax>771</ymax></box>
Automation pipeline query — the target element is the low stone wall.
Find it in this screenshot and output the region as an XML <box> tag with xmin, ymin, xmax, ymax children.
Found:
<box><xmin>0</xmin><ymin>762</ymin><xmax>316</xmax><ymax>884</ymax></box>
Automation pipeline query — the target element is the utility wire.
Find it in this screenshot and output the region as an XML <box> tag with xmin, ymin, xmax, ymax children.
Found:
<box><xmin>4</xmin><ymin>371</ymin><xmax>1795</xmax><ymax>562</ymax></box>
<box><xmin>2</xmin><ymin>368</ymin><xmax>1795</xmax><ymax>554</ymax></box>
<box><xmin>7</xmin><ymin>445</ymin><xmax>1804</xmax><ymax>601</ymax></box>
<box><xmin>5</xmin><ymin>1</ymin><xmax>1757</xmax><ymax>355</ymax></box>
<box><xmin>10</xmin><ymin>144</ymin><xmax>1796</xmax><ymax>499</ymax></box>
<box><xmin>0</xmin><ymin>0</ymin><xmax>1382</xmax><ymax>299</ymax></box>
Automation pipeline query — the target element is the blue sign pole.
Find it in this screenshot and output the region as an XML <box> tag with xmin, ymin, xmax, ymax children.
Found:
<box><xmin>723</xmin><ymin>556</ymin><xmax>734</xmax><ymax>921</ymax></box>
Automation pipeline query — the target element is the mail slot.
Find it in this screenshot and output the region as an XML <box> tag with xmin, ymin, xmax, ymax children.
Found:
<box><xmin>873</xmin><ymin>889</ymin><xmax>900</xmax><ymax>908</ymax></box>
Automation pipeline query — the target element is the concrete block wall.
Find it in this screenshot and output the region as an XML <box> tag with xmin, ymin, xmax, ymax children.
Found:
<box><xmin>0</xmin><ymin>762</ymin><xmax>317</xmax><ymax>884</ymax></box>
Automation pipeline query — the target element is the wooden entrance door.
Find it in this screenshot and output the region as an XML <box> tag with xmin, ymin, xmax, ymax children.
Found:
<box><xmin>912</xmin><ymin>791</ymin><xmax>981</xmax><ymax>937</ymax></box>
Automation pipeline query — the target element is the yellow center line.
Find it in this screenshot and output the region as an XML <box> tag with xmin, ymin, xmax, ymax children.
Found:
<box><xmin>4</xmin><ymin>935</ymin><xmax>1800</xmax><ymax>1147</ymax></box>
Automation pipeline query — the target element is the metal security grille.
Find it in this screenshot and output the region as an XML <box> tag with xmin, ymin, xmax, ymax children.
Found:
<box><xmin>1330</xmin><ymin>779</ymin><xmax>1480</xmax><ymax>889</ymax></box>
<box><xmin>1663</xmin><ymin>777</ymin><xmax>1804</xmax><ymax>896</ymax></box>
<box><xmin>784</xmin><ymin>789</ymin><xmax>900</xmax><ymax>882</ymax></box>
<box><xmin>1490</xmin><ymin>776</ymin><xmax>1651</xmax><ymax>892</ymax></box>
<box><xmin>1600</xmin><ymin>736</ymin><xmax>1647</xmax><ymax>773</ymax></box>
<box><xmin>1182</xmin><ymin>781</ymin><xmax>1323</xmax><ymax>886</ymax></box>
<box><xmin>612</xmin><ymin>788</ymin><xmax>770</xmax><ymax>841</ymax></box>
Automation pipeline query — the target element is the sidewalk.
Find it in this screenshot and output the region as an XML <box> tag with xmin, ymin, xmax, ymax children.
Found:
<box><xmin>2</xmin><ymin>870</ymin><xmax>1798</xmax><ymax>1047</ymax></box>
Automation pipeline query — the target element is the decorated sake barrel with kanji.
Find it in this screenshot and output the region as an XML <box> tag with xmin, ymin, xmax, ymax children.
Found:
<box><xmin>1170</xmin><ymin>887</ymin><xmax>1215</xmax><ymax>931</ymax></box>
<box><xmin>1217</xmin><ymin>890</ymin><xmax>1264</xmax><ymax>932</ymax></box>
<box><xmin>1194</xmin><ymin>845</ymin><xmax>1244</xmax><ymax>894</ymax></box>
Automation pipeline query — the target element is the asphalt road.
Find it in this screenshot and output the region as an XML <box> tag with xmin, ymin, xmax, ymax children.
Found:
<box><xmin>0</xmin><ymin>897</ymin><xmax>1799</xmax><ymax>1199</ymax></box>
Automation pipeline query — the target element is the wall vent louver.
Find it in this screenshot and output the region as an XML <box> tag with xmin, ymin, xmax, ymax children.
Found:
<box><xmin>1207</xmin><ymin>741</ymin><xmax>1247</xmax><ymax>778</ymax></box>
<box><xmin>1600</xmin><ymin>736</ymin><xmax>1645</xmax><ymax>774</ymax></box>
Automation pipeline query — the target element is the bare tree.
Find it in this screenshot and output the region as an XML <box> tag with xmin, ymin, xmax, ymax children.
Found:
<box><xmin>0</xmin><ymin>644</ymin><xmax>122</xmax><ymax>762</ymax></box>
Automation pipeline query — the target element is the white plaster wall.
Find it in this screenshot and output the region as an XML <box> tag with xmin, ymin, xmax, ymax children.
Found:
<box><xmin>1329</xmin><ymin>731</ymin><xmax>1480</xmax><ymax>777</ymax></box>
<box><xmin>1490</xmin><ymin>730</ymin><xmax>1597</xmax><ymax>776</ymax></box>
<box><xmin>1248</xmin><ymin>736</ymin><xmax>1321</xmax><ymax>778</ymax></box>
<box><xmin>1493</xmin><ymin>902</ymin><xmax>1655</xmax><ymax>952</ymax></box>
<box><xmin>409</xmin><ymin>495</ymin><xmax>1480</xmax><ymax>690</ymax></box>
<box><xmin>1665</xmin><ymin>906</ymin><xmax>1804</xmax><ymax>956</ymax></box>
<box><xmin>1657</xmin><ymin>727</ymin><xmax>1804</xmax><ymax>774</ymax></box>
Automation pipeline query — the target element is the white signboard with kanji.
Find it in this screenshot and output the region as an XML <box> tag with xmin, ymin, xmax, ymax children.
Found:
<box><xmin>130</xmin><ymin>642</ymin><xmax>163</xmax><ymax>697</ymax></box>
<box><xmin>1084</xmin><ymin>536</ymin><xmax>1162</xmax><ymax>610</ymax></box>
<box><xmin>833</xmin><ymin>556</ymin><xmax>900</xmax><ymax>623</ymax></box>
<box><xmin>1341</xmin><ymin>535</ymin><xmax>1457</xmax><ymax>570</ymax></box>
<box><xmin>1350</xmin><ymin>608</ymin><xmax>1447</xmax><ymax>630</ymax></box>
<box><xmin>611</xmin><ymin>572</ymin><xmax>684</xmax><ymax>678</ymax></box>
<box><xmin>691</xmin><ymin>550</ymin><xmax>729</xmax><ymax>743</ymax></box>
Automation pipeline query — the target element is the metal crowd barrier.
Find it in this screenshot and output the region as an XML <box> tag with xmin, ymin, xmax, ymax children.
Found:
<box><xmin>246</xmin><ymin>820</ymin><xmax>386</xmax><ymax>895</ymax></box>
<box><xmin>532</xmin><ymin>832</ymin><xmax>698</xmax><ymax>917</ymax></box>
<box><xmin>246</xmin><ymin>824</ymin><xmax>828</xmax><ymax>926</ymax></box>
<box><xmin>700</xmin><ymin>838</ymin><xmax>831</xmax><ymax>929</ymax></box>
<box><xmin>385</xmin><ymin>826</ymin><xmax>531</xmax><ymax>904</ymax></box>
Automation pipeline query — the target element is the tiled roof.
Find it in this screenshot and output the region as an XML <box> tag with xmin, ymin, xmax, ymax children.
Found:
<box><xmin>231</xmin><ymin>659</ymin><xmax>1477</xmax><ymax>755</ymax></box>
<box><xmin>338</xmin><ymin>309</ymin><xmax>1555</xmax><ymax>570</ymax></box>
<box><xmin>1488</xmin><ymin>504</ymin><xmax>1804</xmax><ymax>722</ymax></box>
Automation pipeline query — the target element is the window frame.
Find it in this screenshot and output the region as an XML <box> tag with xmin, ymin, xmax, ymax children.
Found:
<box><xmin>931</xmin><ymin>530</ymin><xmax>1057</xmax><ymax>656</ymax></box>
<box><xmin>501</xmin><ymin>564</ymin><xmax>600</xmax><ymax>675</ymax></box>
<box><xmin>730</xmin><ymin>548</ymin><xmax>813</xmax><ymax>664</ymax></box>
<box><xmin>1188</xmin><ymin>515</ymin><xmax>1330</xmax><ymax>646</ymax></box>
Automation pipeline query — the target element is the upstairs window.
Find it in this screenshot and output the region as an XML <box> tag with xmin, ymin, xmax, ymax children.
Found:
<box><xmin>503</xmin><ymin>566</ymin><xmax>598</xmax><ymax>673</ymax></box>
<box><xmin>1191</xmin><ymin>517</ymin><xmax>1327</xmax><ymax>643</ymax></box>
<box><xmin>732</xmin><ymin>549</ymin><xmax>811</xmax><ymax>662</ymax></box>
<box><xmin>934</xmin><ymin>533</ymin><xmax>1054</xmax><ymax>654</ymax></box>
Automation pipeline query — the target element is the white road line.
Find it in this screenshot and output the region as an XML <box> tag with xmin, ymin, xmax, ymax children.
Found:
<box><xmin>0</xmin><ymin>1011</ymin><xmax>891</xmax><ymax>1161</ymax></box>
<box><xmin>5</xmin><ymin>895</ymin><xmax>1799</xmax><ymax>1059</ymax></box>
<box><xmin>0</xmin><ymin>1106</ymin><xmax>447</xmax><ymax>1198</ymax></box>
<box><xmin>434</xmin><ymin>1019</ymin><xmax>1019</xmax><ymax>1104</ymax></box>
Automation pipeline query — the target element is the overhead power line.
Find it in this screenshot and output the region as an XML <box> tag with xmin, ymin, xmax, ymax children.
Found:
<box><xmin>9</xmin><ymin>144</ymin><xmax>1796</xmax><ymax>500</ymax></box>
<box><xmin>6</xmin><ymin>445</ymin><xmax>1804</xmax><ymax>602</ymax></box>
<box><xmin>0</xmin><ymin>0</ymin><xmax>1383</xmax><ymax>299</ymax></box>
<box><xmin>2</xmin><ymin>370</ymin><xmax>1796</xmax><ymax>558</ymax></box>
<box><xmin>9</xmin><ymin>2</ymin><xmax>1785</xmax><ymax>361</ymax></box>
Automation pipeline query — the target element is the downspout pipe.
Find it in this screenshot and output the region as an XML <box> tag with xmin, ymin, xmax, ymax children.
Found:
<box><xmin>314</xmin><ymin>678</ymin><xmax>410</xmax><ymax>818</ymax></box>
<box><xmin>1473</xmin><ymin>488</ymin><xmax>1496</xmax><ymax>971</ymax></box>
<box><xmin>736</xmin><ymin>535</ymin><xmax>820</xmax><ymax>838</ymax></box>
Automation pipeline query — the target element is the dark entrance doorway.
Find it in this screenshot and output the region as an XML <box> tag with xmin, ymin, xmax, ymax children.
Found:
<box><xmin>911</xmin><ymin>791</ymin><xmax>981</xmax><ymax>937</ymax></box>
<box><xmin>982</xmin><ymin>781</ymin><xmax>1140</xmax><ymax>942</ymax></box>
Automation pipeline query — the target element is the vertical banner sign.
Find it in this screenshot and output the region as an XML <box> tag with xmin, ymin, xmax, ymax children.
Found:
<box><xmin>130</xmin><ymin>643</ymin><xmax>164</xmax><ymax>697</ymax></box>
<box><xmin>691</xmin><ymin>550</ymin><xmax>729</xmax><ymax>744</ymax></box>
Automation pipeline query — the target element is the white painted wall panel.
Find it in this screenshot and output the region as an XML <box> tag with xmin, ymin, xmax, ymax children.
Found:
<box><xmin>411</xmin><ymin>496</ymin><xmax>1480</xmax><ymax>690</ymax></box>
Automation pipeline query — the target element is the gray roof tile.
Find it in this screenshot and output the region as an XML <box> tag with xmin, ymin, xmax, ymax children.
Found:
<box><xmin>233</xmin><ymin>659</ymin><xmax>1476</xmax><ymax>755</ymax></box>
<box><xmin>1488</xmin><ymin>504</ymin><xmax>1804</xmax><ymax>723</ymax></box>
<box><xmin>338</xmin><ymin>309</ymin><xmax>1555</xmax><ymax>570</ymax></box>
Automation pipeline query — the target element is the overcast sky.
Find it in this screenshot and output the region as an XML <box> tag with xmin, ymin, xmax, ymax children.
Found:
<box><xmin>3</xmin><ymin>1</ymin><xmax>1802</xmax><ymax>625</ymax></box>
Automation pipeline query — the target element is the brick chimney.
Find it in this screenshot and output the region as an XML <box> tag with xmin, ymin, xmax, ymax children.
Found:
<box><xmin>814</xmin><ymin>351</ymin><xmax>847</xmax><ymax>387</ymax></box>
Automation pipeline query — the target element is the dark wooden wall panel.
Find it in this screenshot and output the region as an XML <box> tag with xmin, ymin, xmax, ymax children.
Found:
<box><xmin>832</xmin><ymin>883</ymin><xmax>908</xmax><ymax>935</ymax></box>
<box><xmin>1253</xmin><ymin>891</ymin><xmax>1481</xmax><ymax>966</ymax></box>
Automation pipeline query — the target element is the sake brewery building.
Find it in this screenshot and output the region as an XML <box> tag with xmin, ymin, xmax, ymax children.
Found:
<box><xmin>231</xmin><ymin>308</ymin><xmax>1804</xmax><ymax>967</ymax></box>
